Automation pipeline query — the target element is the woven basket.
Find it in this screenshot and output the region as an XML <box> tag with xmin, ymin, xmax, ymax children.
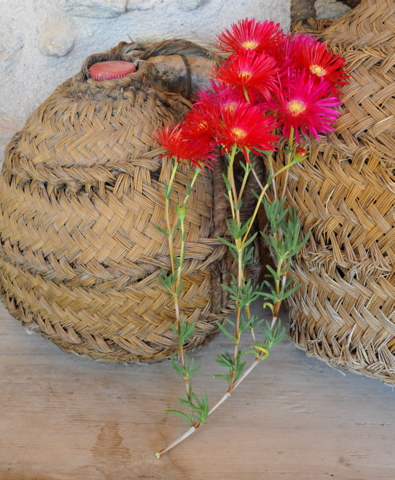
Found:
<box><xmin>0</xmin><ymin>43</ymin><xmax>261</xmax><ymax>364</ymax></box>
<box><xmin>277</xmin><ymin>0</ymin><xmax>395</xmax><ymax>383</ymax></box>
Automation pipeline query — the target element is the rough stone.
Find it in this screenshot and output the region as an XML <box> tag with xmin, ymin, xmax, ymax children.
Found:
<box><xmin>126</xmin><ymin>0</ymin><xmax>155</xmax><ymax>11</ymax></box>
<box><xmin>177</xmin><ymin>0</ymin><xmax>204</xmax><ymax>11</ymax></box>
<box><xmin>0</xmin><ymin>26</ymin><xmax>24</xmax><ymax>72</ymax></box>
<box><xmin>60</xmin><ymin>0</ymin><xmax>127</xmax><ymax>18</ymax></box>
<box><xmin>39</xmin><ymin>19</ymin><xmax>78</xmax><ymax>57</ymax></box>
<box><xmin>0</xmin><ymin>0</ymin><xmax>291</xmax><ymax>166</ymax></box>
<box><xmin>0</xmin><ymin>113</ymin><xmax>21</xmax><ymax>143</ymax></box>
<box><xmin>0</xmin><ymin>113</ymin><xmax>24</xmax><ymax>167</ymax></box>
<box><xmin>316</xmin><ymin>0</ymin><xmax>351</xmax><ymax>20</ymax></box>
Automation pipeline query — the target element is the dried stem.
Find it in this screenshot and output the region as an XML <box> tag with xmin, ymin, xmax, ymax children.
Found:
<box><xmin>251</xmin><ymin>165</ymin><xmax>265</xmax><ymax>193</ymax></box>
<box><xmin>156</xmin><ymin>426</ymin><xmax>197</xmax><ymax>459</ymax></box>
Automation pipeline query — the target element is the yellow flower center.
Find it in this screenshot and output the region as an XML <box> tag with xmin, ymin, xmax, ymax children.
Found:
<box><xmin>241</xmin><ymin>40</ymin><xmax>259</xmax><ymax>50</ymax></box>
<box><xmin>239</xmin><ymin>70</ymin><xmax>252</xmax><ymax>79</ymax></box>
<box><xmin>288</xmin><ymin>100</ymin><xmax>307</xmax><ymax>115</ymax></box>
<box><xmin>232</xmin><ymin>127</ymin><xmax>247</xmax><ymax>139</ymax></box>
<box><xmin>310</xmin><ymin>64</ymin><xmax>327</xmax><ymax>76</ymax></box>
<box><xmin>224</xmin><ymin>101</ymin><xmax>237</xmax><ymax>112</ymax></box>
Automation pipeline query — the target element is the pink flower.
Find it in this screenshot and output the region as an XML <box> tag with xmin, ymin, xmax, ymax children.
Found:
<box><xmin>217</xmin><ymin>18</ymin><xmax>285</xmax><ymax>56</ymax></box>
<box><xmin>269</xmin><ymin>71</ymin><xmax>342</xmax><ymax>143</ymax></box>
<box><xmin>213</xmin><ymin>51</ymin><xmax>279</xmax><ymax>100</ymax></box>
<box><xmin>290</xmin><ymin>33</ymin><xmax>349</xmax><ymax>94</ymax></box>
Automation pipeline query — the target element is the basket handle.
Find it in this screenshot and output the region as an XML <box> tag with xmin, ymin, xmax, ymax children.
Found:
<box><xmin>109</xmin><ymin>38</ymin><xmax>223</xmax><ymax>64</ymax></box>
<box><xmin>291</xmin><ymin>0</ymin><xmax>317</xmax><ymax>26</ymax></box>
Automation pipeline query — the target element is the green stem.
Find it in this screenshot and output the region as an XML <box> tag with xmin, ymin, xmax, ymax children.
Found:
<box><xmin>226</xmin><ymin>146</ymin><xmax>238</xmax><ymax>220</ymax></box>
<box><xmin>280</xmin><ymin>127</ymin><xmax>295</xmax><ymax>200</ymax></box>
<box><xmin>228</xmin><ymin>245</ymin><xmax>243</xmax><ymax>393</ymax></box>
<box><xmin>225</xmin><ymin>145</ymin><xmax>245</xmax><ymax>393</ymax></box>
<box><xmin>241</xmin><ymin>160</ymin><xmax>299</xmax><ymax>246</ymax></box>
<box><xmin>175</xmin><ymin>169</ymin><xmax>200</xmax><ymax>290</ymax></box>
<box><xmin>165</xmin><ymin>162</ymin><xmax>179</xmax><ymax>274</ymax></box>
<box><xmin>182</xmin><ymin>168</ymin><xmax>201</xmax><ymax>208</ymax></box>
<box><xmin>245</xmin><ymin>304</ymin><xmax>256</xmax><ymax>343</ymax></box>
<box><xmin>266</xmin><ymin>154</ymin><xmax>277</xmax><ymax>201</ymax></box>
<box><xmin>243</xmin><ymin>87</ymin><xmax>250</xmax><ymax>103</ymax></box>
<box><xmin>164</xmin><ymin>160</ymin><xmax>195</xmax><ymax>416</ymax></box>
<box><xmin>237</xmin><ymin>159</ymin><xmax>252</xmax><ymax>205</ymax></box>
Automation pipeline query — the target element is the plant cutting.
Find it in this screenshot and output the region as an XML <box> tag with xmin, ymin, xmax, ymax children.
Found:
<box><xmin>153</xmin><ymin>18</ymin><xmax>349</xmax><ymax>457</ymax></box>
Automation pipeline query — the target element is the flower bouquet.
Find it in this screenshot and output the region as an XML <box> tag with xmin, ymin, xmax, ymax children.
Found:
<box><xmin>153</xmin><ymin>18</ymin><xmax>348</xmax><ymax>457</ymax></box>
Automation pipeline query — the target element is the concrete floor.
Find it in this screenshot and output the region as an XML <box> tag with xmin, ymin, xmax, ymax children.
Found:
<box><xmin>1</xmin><ymin>298</ymin><xmax>394</xmax><ymax>480</ymax></box>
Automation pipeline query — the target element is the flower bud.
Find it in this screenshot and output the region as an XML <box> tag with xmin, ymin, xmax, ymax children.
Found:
<box><xmin>294</xmin><ymin>147</ymin><xmax>308</xmax><ymax>161</ymax></box>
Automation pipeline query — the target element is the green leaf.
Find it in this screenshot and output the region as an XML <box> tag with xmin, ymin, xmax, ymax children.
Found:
<box><xmin>175</xmin><ymin>280</ymin><xmax>185</xmax><ymax>296</ymax></box>
<box><xmin>164</xmin><ymin>410</ymin><xmax>193</xmax><ymax>426</ymax></box>
<box><xmin>155</xmin><ymin>225</ymin><xmax>170</xmax><ymax>236</ymax></box>
<box><xmin>213</xmin><ymin>374</ymin><xmax>231</xmax><ymax>380</ymax></box>
<box><xmin>239</xmin><ymin>218</ymin><xmax>252</xmax><ymax>237</ymax></box>
<box><xmin>217</xmin><ymin>236</ymin><xmax>237</xmax><ymax>251</ymax></box>
<box><xmin>222</xmin><ymin>173</ymin><xmax>232</xmax><ymax>191</ymax></box>
<box><xmin>266</xmin><ymin>264</ymin><xmax>280</xmax><ymax>282</ymax></box>
<box><xmin>215</xmin><ymin>350</ymin><xmax>233</xmax><ymax>368</ymax></box>
<box><xmin>220</xmin><ymin>283</ymin><xmax>238</xmax><ymax>296</ymax></box>
<box><xmin>173</xmin><ymin>256</ymin><xmax>180</xmax><ymax>268</ymax></box>
<box><xmin>281</xmin><ymin>283</ymin><xmax>302</xmax><ymax>300</ymax></box>
<box><xmin>216</xmin><ymin>321</ymin><xmax>238</xmax><ymax>343</ymax></box>
<box><xmin>189</xmin><ymin>364</ymin><xmax>202</xmax><ymax>376</ymax></box>
<box><xmin>169</xmin><ymin>323</ymin><xmax>180</xmax><ymax>337</ymax></box>
<box><xmin>234</xmin><ymin>199</ymin><xmax>243</xmax><ymax>211</ymax></box>
<box><xmin>172</xmin><ymin>219</ymin><xmax>181</xmax><ymax>235</ymax></box>
<box><xmin>170</xmin><ymin>357</ymin><xmax>183</xmax><ymax>377</ymax></box>
<box><xmin>243</xmin><ymin>231</ymin><xmax>258</xmax><ymax>248</ymax></box>
<box><xmin>240</xmin><ymin>349</ymin><xmax>258</xmax><ymax>357</ymax></box>
<box><xmin>284</xmin><ymin>145</ymin><xmax>293</xmax><ymax>154</ymax></box>
<box><xmin>263</xmin><ymin>302</ymin><xmax>274</xmax><ymax>312</ymax></box>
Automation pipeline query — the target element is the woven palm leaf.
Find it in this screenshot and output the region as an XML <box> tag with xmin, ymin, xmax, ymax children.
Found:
<box><xmin>280</xmin><ymin>0</ymin><xmax>395</xmax><ymax>383</ymax></box>
<box><xmin>0</xmin><ymin>44</ymin><xmax>261</xmax><ymax>364</ymax></box>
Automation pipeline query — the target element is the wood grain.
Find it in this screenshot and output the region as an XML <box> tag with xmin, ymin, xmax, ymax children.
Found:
<box><xmin>1</xmin><ymin>299</ymin><xmax>394</xmax><ymax>479</ymax></box>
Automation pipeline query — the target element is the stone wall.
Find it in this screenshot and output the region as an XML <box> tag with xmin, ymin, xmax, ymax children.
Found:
<box><xmin>0</xmin><ymin>0</ymin><xmax>291</xmax><ymax>164</ymax></box>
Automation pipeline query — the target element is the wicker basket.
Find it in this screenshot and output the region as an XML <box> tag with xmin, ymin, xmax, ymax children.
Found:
<box><xmin>0</xmin><ymin>43</ymin><xmax>261</xmax><ymax>364</ymax></box>
<box><xmin>278</xmin><ymin>0</ymin><xmax>395</xmax><ymax>383</ymax></box>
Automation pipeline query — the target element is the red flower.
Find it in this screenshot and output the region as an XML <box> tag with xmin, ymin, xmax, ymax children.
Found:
<box><xmin>290</xmin><ymin>33</ymin><xmax>349</xmax><ymax>93</ymax></box>
<box><xmin>270</xmin><ymin>71</ymin><xmax>342</xmax><ymax>143</ymax></box>
<box><xmin>154</xmin><ymin>124</ymin><xmax>218</xmax><ymax>169</ymax></box>
<box><xmin>213</xmin><ymin>50</ymin><xmax>279</xmax><ymax>100</ymax></box>
<box><xmin>217</xmin><ymin>18</ymin><xmax>285</xmax><ymax>56</ymax></box>
<box><xmin>217</xmin><ymin>102</ymin><xmax>279</xmax><ymax>160</ymax></box>
<box><xmin>181</xmin><ymin>103</ymin><xmax>216</xmax><ymax>142</ymax></box>
<box><xmin>192</xmin><ymin>81</ymin><xmax>237</xmax><ymax>128</ymax></box>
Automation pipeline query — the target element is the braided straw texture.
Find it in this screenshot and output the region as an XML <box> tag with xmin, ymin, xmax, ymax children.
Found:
<box><xmin>0</xmin><ymin>47</ymin><xmax>261</xmax><ymax>364</ymax></box>
<box><xmin>281</xmin><ymin>0</ymin><xmax>395</xmax><ymax>383</ymax></box>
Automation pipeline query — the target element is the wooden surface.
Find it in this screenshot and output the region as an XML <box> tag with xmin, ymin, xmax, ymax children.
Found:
<box><xmin>1</xmin><ymin>299</ymin><xmax>395</xmax><ymax>480</ymax></box>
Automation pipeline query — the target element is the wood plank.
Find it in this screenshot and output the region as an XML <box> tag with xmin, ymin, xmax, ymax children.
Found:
<box><xmin>0</xmin><ymin>301</ymin><xmax>395</xmax><ymax>479</ymax></box>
